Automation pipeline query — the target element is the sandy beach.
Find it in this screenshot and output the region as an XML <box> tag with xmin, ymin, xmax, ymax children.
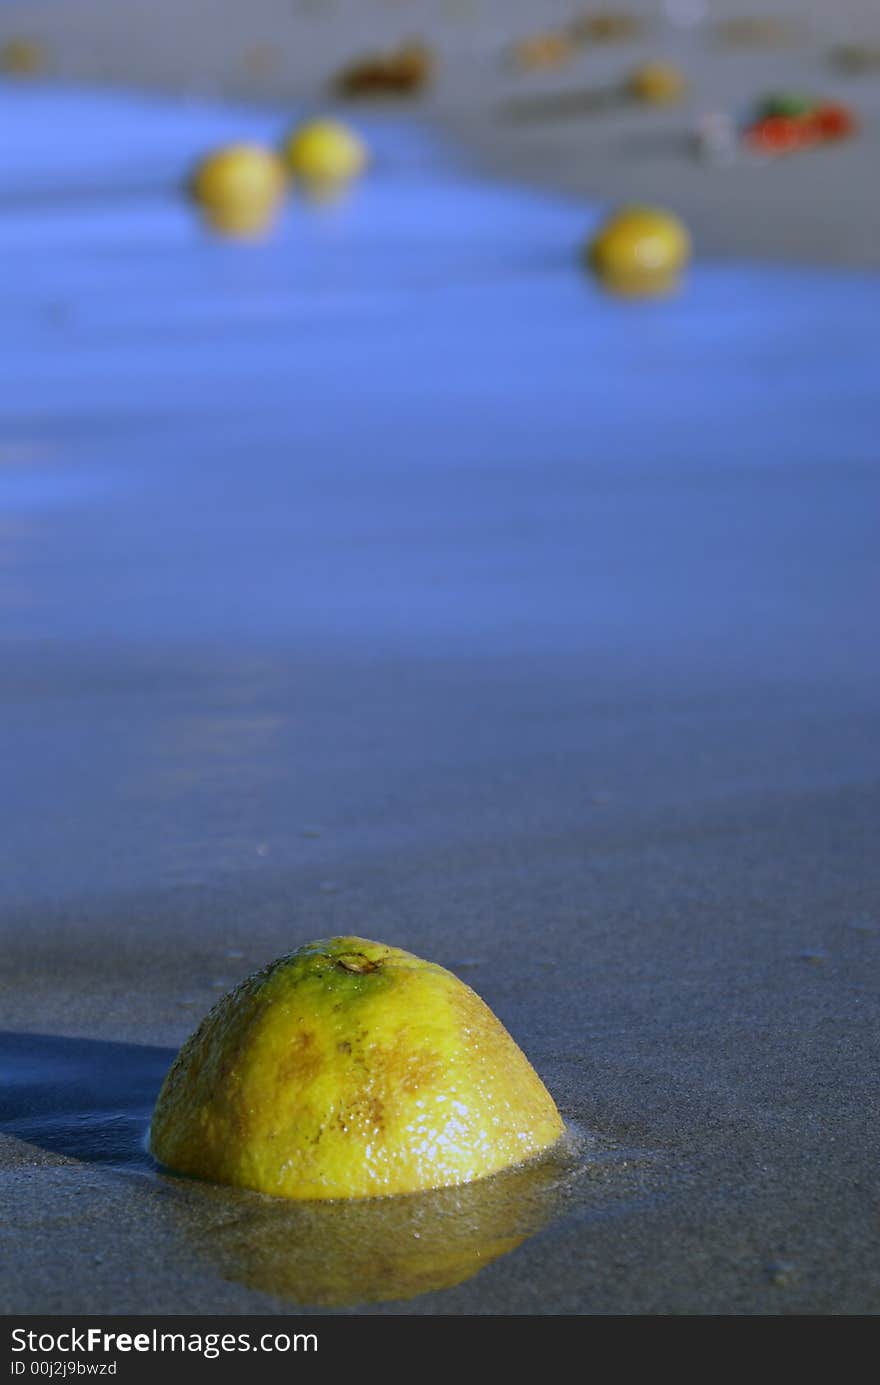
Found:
<box><xmin>1</xmin><ymin>3</ymin><xmax>879</xmax><ymax>1316</ymax></box>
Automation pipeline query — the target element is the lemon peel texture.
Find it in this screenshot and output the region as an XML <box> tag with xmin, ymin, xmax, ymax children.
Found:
<box><xmin>149</xmin><ymin>936</ymin><xmax>564</xmax><ymax>1200</ymax></box>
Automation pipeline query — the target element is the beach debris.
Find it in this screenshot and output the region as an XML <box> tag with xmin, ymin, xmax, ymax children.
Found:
<box><xmin>692</xmin><ymin>110</ymin><xmax>737</xmax><ymax>163</ymax></box>
<box><xmin>149</xmin><ymin>935</ymin><xmax>564</xmax><ymax>1200</ymax></box>
<box><xmin>510</xmin><ymin>10</ymin><xmax>645</xmax><ymax>71</ymax></box>
<box><xmin>830</xmin><ymin>43</ymin><xmax>880</xmax><ymax>75</ymax></box>
<box><xmin>627</xmin><ymin>60</ymin><xmax>688</xmax><ymax>105</ymax></box>
<box><xmin>334</xmin><ymin>41</ymin><xmax>433</xmax><ymax>98</ymax></box>
<box><xmin>715</xmin><ymin>17</ymin><xmax>804</xmax><ymax>48</ymax></box>
<box><xmin>569</xmin><ymin>11</ymin><xmax>643</xmax><ymax>43</ymax></box>
<box><xmin>585</xmin><ymin>205</ymin><xmax>692</xmax><ymax>297</ymax></box>
<box><xmin>797</xmin><ymin>949</ymin><xmax>829</xmax><ymax>964</ymax></box>
<box><xmin>766</xmin><ymin>1259</ymin><xmax>797</xmax><ymax>1287</ymax></box>
<box><xmin>0</xmin><ymin>37</ymin><xmax>46</xmax><ymax>77</ymax></box>
<box><xmin>742</xmin><ymin>95</ymin><xmax>858</xmax><ymax>155</ymax></box>
<box><xmin>753</xmin><ymin>92</ymin><xmax>816</xmax><ymax>120</ymax></box>
<box><xmin>507</xmin><ymin>31</ymin><xmax>576</xmax><ymax>72</ymax></box>
<box><xmin>810</xmin><ymin>104</ymin><xmax>860</xmax><ymax>140</ymax></box>
<box><xmin>282</xmin><ymin>118</ymin><xmax>369</xmax><ymax>189</ymax></box>
<box><xmin>187</xmin><ymin>143</ymin><xmax>288</xmax><ymax>238</ymax></box>
<box><xmin>506</xmin><ymin>6</ymin><xmax>643</xmax><ymax>68</ymax></box>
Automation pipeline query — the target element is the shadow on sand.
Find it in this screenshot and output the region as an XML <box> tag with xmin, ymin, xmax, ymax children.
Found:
<box><xmin>0</xmin><ymin>1030</ymin><xmax>172</xmax><ymax>1165</ymax></box>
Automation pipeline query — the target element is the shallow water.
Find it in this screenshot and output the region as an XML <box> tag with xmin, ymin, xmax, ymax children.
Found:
<box><xmin>1</xmin><ymin>85</ymin><xmax>879</xmax><ymax>1314</ymax></box>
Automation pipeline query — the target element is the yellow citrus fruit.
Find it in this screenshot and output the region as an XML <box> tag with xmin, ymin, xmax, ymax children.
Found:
<box><xmin>281</xmin><ymin>119</ymin><xmax>369</xmax><ymax>185</ymax></box>
<box><xmin>628</xmin><ymin>60</ymin><xmax>688</xmax><ymax>105</ymax></box>
<box><xmin>188</xmin><ymin>142</ymin><xmax>287</xmax><ymax>238</ymax></box>
<box><xmin>587</xmin><ymin>205</ymin><xmax>692</xmax><ymax>296</ymax></box>
<box><xmin>150</xmin><ymin>936</ymin><xmax>564</xmax><ymax>1200</ymax></box>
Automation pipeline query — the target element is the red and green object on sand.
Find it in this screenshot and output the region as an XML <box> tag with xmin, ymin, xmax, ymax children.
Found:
<box><xmin>743</xmin><ymin>94</ymin><xmax>858</xmax><ymax>155</ymax></box>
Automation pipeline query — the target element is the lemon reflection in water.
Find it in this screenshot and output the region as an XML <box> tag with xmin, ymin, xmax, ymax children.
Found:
<box><xmin>166</xmin><ymin>1129</ymin><xmax>586</xmax><ymax>1307</ymax></box>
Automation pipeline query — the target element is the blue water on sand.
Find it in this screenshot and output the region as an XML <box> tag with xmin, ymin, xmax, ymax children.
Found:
<box><xmin>2</xmin><ymin>85</ymin><xmax>879</xmax><ymax>905</ymax></box>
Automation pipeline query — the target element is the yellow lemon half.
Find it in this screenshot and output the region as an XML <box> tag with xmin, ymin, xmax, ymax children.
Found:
<box><xmin>587</xmin><ymin>205</ymin><xmax>692</xmax><ymax>296</ymax></box>
<box><xmin>282</xmin><ymin>119</ymin><xmax>369</xmax><ymax>185</ymax></box>
<box><xmin>188</xmin><ymin>142</ymin><xmax>288</xmax><ymax>238</ymax></box>
<box><xmin>150</xmin><ymin>936</ymin><xmax>564</xmax><ymax>1200</ymax></box>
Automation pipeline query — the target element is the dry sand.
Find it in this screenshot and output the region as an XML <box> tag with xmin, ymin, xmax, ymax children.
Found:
<box><xmin>0</xmin><ymin>1</ymin><xmax>879</xmax><ymax>1317</ymax></box>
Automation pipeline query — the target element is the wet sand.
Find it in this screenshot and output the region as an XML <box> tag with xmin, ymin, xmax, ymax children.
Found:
<box><xmin>1</xmin><ymin>7</ymin><xmax>880</xmax><ymax>1317</ymax></box>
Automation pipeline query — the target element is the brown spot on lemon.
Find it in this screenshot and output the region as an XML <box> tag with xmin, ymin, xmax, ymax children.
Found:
<box><xmin>149</xmin><ymin>936</ymin><xmax>564</xmax><ymax>1199</ymax></box>
<box><xmin>277</xmin><ymin>1031</ymin><xmax>323</xmax><ymax>1086</ymax></box>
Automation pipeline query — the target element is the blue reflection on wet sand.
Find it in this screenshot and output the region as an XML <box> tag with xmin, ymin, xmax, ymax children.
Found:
<box><xmin>1</xmin><ymin>86</ymin><xmax>878</xmax><ymax>904</ymax></box>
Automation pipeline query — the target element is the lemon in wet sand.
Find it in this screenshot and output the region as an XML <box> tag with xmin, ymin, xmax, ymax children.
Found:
<box><xmin>150</xmin><ymin>937</ymin><xmax>564</xmax><ymax>1199</ymax></box>
<box><xmin>587</xmin><ymin>205</ymin><xmax>692</xmax><ymax>296</ymax></box>
<box><xmin>282</xmin><ymin>119</ymin><xmax>369</xmax><ymax>187</ymax></box>
<box><xmin>188</xmin><ymin>143</ymin><xmax>287</xmax><ymax>238</ymax></box>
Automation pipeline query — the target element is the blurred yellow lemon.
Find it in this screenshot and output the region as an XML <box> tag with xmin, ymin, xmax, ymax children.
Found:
<box><xmin>628</xmin><ymin>60</ymin><xmax>687</xmax><ymax>105</ymax></box>
<box><xmin>282</xmin><ymin>119</ymin><xmax>369</xmax><ymax>186</ymax></box>
<box><xmin>188</xmin><ymin>142</ymin><xmax>287</xmax><ymax>238</ymax></box>
<box><xmin>150</xmin><ymin>936</ymin><xmax>564</xmax><ymax>1199</ymax></box>
<box><xmin>587</xmin><ymin>205</ymin><xmax>692</xmax><ymax>296</ymax></box>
